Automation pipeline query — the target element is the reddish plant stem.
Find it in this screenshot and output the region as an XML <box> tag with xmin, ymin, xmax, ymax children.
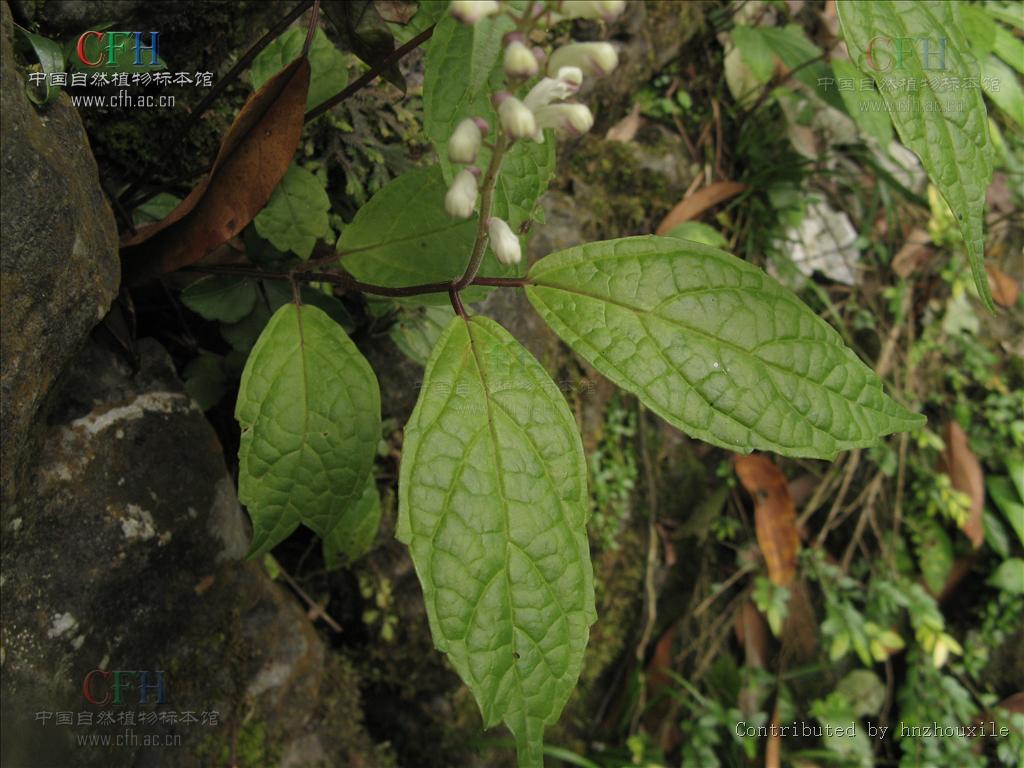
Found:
<box><xmin>182</xmin><ymin>264</ymin><xmax>529</xmax><ymax>297</ymax></box>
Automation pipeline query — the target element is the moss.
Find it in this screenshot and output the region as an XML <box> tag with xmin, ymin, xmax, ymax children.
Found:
<box><xmin>565</xmin><ymin>135</ymin><xmax>676</xmax><ymax>238</ymax></box>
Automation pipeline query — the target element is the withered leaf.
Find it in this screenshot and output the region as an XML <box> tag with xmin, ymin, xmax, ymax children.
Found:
<box><xmin>655</xmin><ymin>181</ymin><xmax>746</xmax><ymax>236</ymax></box>
<box><xmin>987</xmin><ymin>264</ymin><xmax>1020</xmax><ymax>309</ymax></box>
<box><xmin>122</xmin><ymin>57</ymin><xmax>311</xmax><ymax>284</ymax></box>
<box><xmin>941</xmin><ymin>422</ymin><xmax>985</xmax><ymax>550</ymax></box>
<box><xmin>735</xmin><ymin>454</ymin><xmax>800</xmax><ymax>586</ymax></box>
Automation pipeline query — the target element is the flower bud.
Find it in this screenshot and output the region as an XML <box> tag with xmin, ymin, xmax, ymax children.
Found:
<box><xmin>487</xmin><ymin>217</ymin><xmax>521</xmax><ymax>265</ymax></box>
<box><xmin>448</xmin><ymin>118</ymin><xmax>484</xmax><ymax>164</ymax></box>
<box><xmin>549</xmin><ymin>42</ymin><xmax>619</xmax><ymax>77</ymax></box>
<box><xmin>504</xmin><ymin>40</ymin><xmax>540</xmax><ymax>78</ymax></box>
<box><xmin>449</xmin><ymin>0</ymin><xmax>500</xmax><ymax>25</ymax></box>
<box><xmin>494</xmin><ymin>93</ymin><xmax>537</xmax><ymax>139</ymax></box>
<box><xmin>534</xmin><ymin>103</ymin><xmax>594</xmax><ymax>136</ymax></box>
<box><xmin>560</xmin><ymin>1</ymin><xmax>627</xmax><ymax>21</ymax></box>
<box><xmin>445</xmin><ymin>168</ymin><xmax>479</xmax><ymax>219</ymax></box>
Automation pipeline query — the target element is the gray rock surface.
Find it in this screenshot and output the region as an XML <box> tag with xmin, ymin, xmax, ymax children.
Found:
<box><xmin>0</xmin><ymin>338</ymin><xmax>384</xmax><ymax>767</ymax></box>
<box><xmin>0</xmin><ymin>3</ymin><xmax>120</xmax><ymax>509</ymax></box>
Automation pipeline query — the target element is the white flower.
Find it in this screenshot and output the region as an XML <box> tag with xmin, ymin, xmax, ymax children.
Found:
<box><xmin>488</xmin><ymin>217</ymin><xmax>521</xmax><ymax>265</ymax></box>
<box><xmin>559</xmin><ymin>0</ymin><xmax>627</xmax><ymax>21</ymax></box>
<box><xmin>523</xmin><ymin>67</ymin><xmax>583</xmax><ymax>111</ymax></box>
<box><xmin>448</xmin><ymin>118</ymin><xmax>485</xmax><ymax>164</ymax></box>
<box><xmin>449</xmin><ymin>0</ymin><xmax>500</xmax><ymax>24</ymax></box>
<box><xmin>549</xmin><ymin>42</ymin><xmax>619</xmax><ymax>77</ymax></box>
<box><xmin>445</xmin><ymin>168</ymin><xmax>479</xmax><ymax>219</ymax></box>
<box><xmin>504</xmin><ymin>40</ymin><xmax>540</xmax><ymax>77</ymax></box>
<box><xmin>534</xmin><ymin>103</ymin><xmax>594</xmax><ymax>136</ymax></box>
<box><xmin>495</xmin><ymin>93</ymin><xmax>537</xmax><ymax>139</ymax></box>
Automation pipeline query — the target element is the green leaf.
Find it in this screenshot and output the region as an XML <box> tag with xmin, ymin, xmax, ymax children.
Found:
<box><xmin>133</xmin><ymin>193</ymin><xmax>181</xmax><ymax>226</ymax></box>
<box><xmin>755</xmin><ymin>25</ymin><xmax>847</xmax><ymax>112</ymax></box>
<box><xmin>249</xmin><ymin>27</ymin><xmax>348</xmax><ymax>110</ymax></box>
<box><xmin>831</xmin><ymin>57</ymin><xmax>894</xmax><ymax>145</ymax></box>
<box><xmin>988</xmin><ymin>558</ymin><xmax>1024</xmax><ymax>594</ymax></box>
<box><xmin>181</xmin><ymin>276</ymin><xmax>258</xmax><ymax>323</ymax></box>
<box><xmin>389</xmin><ymin>305</ymin><xmax>453</xmax><ymax>366</ymax></box>
<box><xmin>423</xmin><ymin>14</ymin><xmax>556</xmax><ymax>237</ymax></box>
<box><xmin>988</xmin><ymin>475</ymin><xmax>1024</xmax><ymax>548</ymax></box>
<box><xmin>982</xmin><ymin>55</ymin><xmax>1024</xmax><ymax>127</ymax></box>
<box><xmin>236</xmin><ymin>303</ymin><xmax>381</xmax><ymax>556</ymax></box>
<box><xmin>397</xmin><ymin>315</ymin><xmax>595</xmax><ymax>768</ymax></box>
<box><xmin>993</xmin><ymin>22</ymin><xmax>1024</xmax><ymax>75</ymax></box>
<box><xmin>836</xmin><ymin>670</ymin><xmax>886</xmax><ymax>718</ymax></box>
<box><xmin>14</xmin><ymin>26</ymin><xmax>65</xmax><ymax>105</ymax></box>
<box><xmin>664</xmin><ymin>221</ymin><xmax>730</xmax><ymax>249</ymax></box>
<box><xmin>323</xmin><ymin>472</ymin><xmax>382</xmax><ymax>569</ymax></box>
<box><xmin>835</xmin><ymin>0</ymin><xmax>995</xmax><ymax>310</ymax></box>
<box><xmin>338</xmin><ymin>164</ymin><xmax>503</xmax><ymax>304</ymax></box>
<box><xmin>254</xmin><ymin>164</ymin><xmax>331</xmax><ymax>260</ymax></box>
<box><xmin>322</xmin><ymin>0</ymin><xmax>405</xmax><ymax>92</ymax></box>
<box><xmin>526</xmin><ymin>236</ymin><xmax>924</xmax><ymax>460</ymax></box>
<box><xmin>183</xmin><ymin>353</ymin><xmax>227</xmax><ymax>411</ymax></box>
<box><xmin>915</xmin><ymin>518</ymin><xmax>953</xmax><ymax>595</ymax></box>
<box><xmin>732</xmin><ymin>26</ymin><xmax>776</xmax><ymax>83</ymax></box>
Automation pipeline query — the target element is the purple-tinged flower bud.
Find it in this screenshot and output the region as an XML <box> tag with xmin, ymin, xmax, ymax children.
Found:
<box><xmin>445</xmin><ymin>168</ymin><xmax>479</xmax><ymax>219</ymax></box>
<box><xmin>449</xmin><ymin>0</ymin><xmax>500</xmax><ymax>25</ymax></box>
<box><xmin>548</xmin><ymin>42</ymin><xmax>619</xmax><ymax>77</ymax></box>
<box><xmin>487</xmin><ymin>217</ymin><xmax>521</xmax><ymax>265</ymax></box>
<box><xmin>448</xmin><ymin>118</ymin><xmax>483</xmax><ymax>164</ymax></box>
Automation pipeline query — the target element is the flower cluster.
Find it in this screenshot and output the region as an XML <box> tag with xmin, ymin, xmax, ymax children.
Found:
<box><xmin>443</xmin><ymin>0</ymin><xmax>624</xmax><ymax>268</ymax></box>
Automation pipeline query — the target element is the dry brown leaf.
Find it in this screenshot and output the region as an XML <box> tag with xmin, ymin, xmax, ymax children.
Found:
<box><xmin>656</xmin><ymin>181</ymin><xmax>746</xmax><ymax>235</ymax></box>
<box><xmin>891</xmin><ymin>227</ymin><xmax>934</xmax><ymax>279</ymax></box>
<box><xmin>734</xmin><ymin>600</ymin><xmax>769</xmax><ymax>670</ymax></box>
<box><xmin>605</xmin><ymin>103</ymin><xmax>642</xmax><ymax>142</ymax></box>
<box><xmin>766</xmin><ymin>704</ymin><xmax>782</xmax><ymax>768</ymax></box>
<box><xmin>941</xmin><ymin>422</ymin><xmax>985</xmax><ymax>549</ymax></box>
<box><xmin>735</xmin><ymin>454</ymin><xmax>799</xmax><ymax>586</ymax></box>
<box><xmin>987</xmin><ymin>264</ymin><xmax>1020</xmax><ymax>308</ymax></box>
<box><xmin>123</xmin><ymin>57</ymin><xmax>311</xmax><ymax>284</ymax></box>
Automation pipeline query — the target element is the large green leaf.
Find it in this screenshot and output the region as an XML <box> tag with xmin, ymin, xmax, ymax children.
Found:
<box><xmin>422</xmin><ymin>14</ymin><xmax>556</xmax><ymax>236</ymax></box>
<box><xmin>526</xmin><ymin>236</ymin><xmax>924</xmax><ymax>459</ymax></box>
<box><xmin>835</xmin><ymin>0</ymin><xmax>994</xmax><ymax>309</ymax></box>
<box><xmin>237</xmin><ymin>303</ymin><xmax>380</xmax><ymax>556</ymax></box>
<box><xmin>397</xmin><ymin>315</ymin><xmax>595</xmax><ymax>768</ymax></box>
<box><xmin>338</xmin><ymin>164</ymin><xmax>508</xmax><ymax>304</ymax></box>
<box><xmin>254</xmin><ymin>164</ymin><xmax>331</xmax><ymax>260</ymax></box>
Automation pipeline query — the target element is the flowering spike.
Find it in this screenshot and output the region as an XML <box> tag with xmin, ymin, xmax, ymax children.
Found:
<box><xmin>449</xmin><ymin>0</ymin><xmax>500</xmax><ymax>25</ymax></box>
<box><xmin>487</xmin><ymin>217</ymin><xmax>521</xmax><ymax>265</ymax></box>
<box><xmin>548</xmin><ymin>42</ymin><xmax>619</xmax><ymax>77</ymax></box>
<box><xmin>448</xmin><ymin>118</ymin><xmax>483</xmax><ymax>164</ymax></box>
<box><xmin>445</xmin><ymin>168</ymin><xmax>479</xmax><ymax>219</ymax></box>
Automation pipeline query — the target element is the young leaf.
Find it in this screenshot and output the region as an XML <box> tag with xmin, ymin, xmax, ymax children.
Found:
<box><xmin>322</xmin><ymin>472</ymin><xmax>382</xmax><ymax>569</ymax></box>
<box><xmin>13</xmin><ymin>26</ymin><xmax>64</xmax><ymax>105</ymax></box>
<box><xmin>338</xmin><ymin>164</ymin><xmax>508</xmax><ymax>304</ymax></box>
<box><xmin>835</xmin><ymin>0</ymin><xmax>995</xmax><ymax>309</ymax></box>
<box><xmin>249</xmin><ymin>27</ymin><xmax>348</xmax><ymax>111</ymax></box>
<box><xmin>180</xmin><ymin>276</ymin><xmax>258</xmax><ymax>323</ymax></box>
<box><xmin>122</xmin><ymin>56</ymin><xmax>311</xmax><ymax>284</ymax></box>
<box><xmin>397</xmin><ymin>315</ymin><xmax>595</xmax><ymax>768</ymax></box>
<box><xmin>526</xmin><ymin>236</ymin><xmax>924</xmax><ymax>459</ymax></box>
<box><xmin>237</xmin><ymin>303</ymin><xmax>380</xmax><ymax>557</ymax></box>
<box><xmin>253</xmin><ymin>164</ymin><xmax>331</xmax><ymax>260</ymax></box>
